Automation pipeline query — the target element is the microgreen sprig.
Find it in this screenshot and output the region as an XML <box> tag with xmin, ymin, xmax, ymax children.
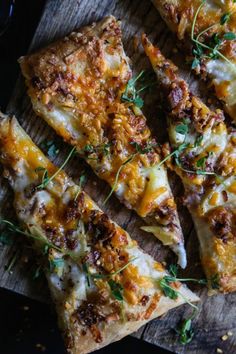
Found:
<box><xmin>191</xmin><ymin>0</ymin><xmax>236</xmax><ymax>70</ymax></box>
<box><xmin>36</xmin><ymin>146</ymin><xmax>76</xmax><ymax>190</ymax></box>
<box><xmin>87</xmin><ymin>257</ymin><xmax>138</xmax><ymax>280</ymax></box>
<box><xmin>176</xmin><ymin>311</ymin><xmax>197</xmax><ymax>345</ymax></box>
<box><xmin>1</xmin><ymin>220</ymin><xmax>78</xmax><ymax>262</ymax></box>
<box><xmin>121</xmin><ymin>70</ymin><xmax>156</xmax><ymax>108</ymax></box>
<box><xmin>103</xmin><ymin>154</ymin><xmax>136</xmax><ymax>204</ymax></box>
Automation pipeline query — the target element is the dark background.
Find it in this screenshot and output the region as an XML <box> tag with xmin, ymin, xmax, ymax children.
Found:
<box><xmin>0</xmin><ymin>1</ymin><xmax>170</xmax><ymax>353</ymax></box>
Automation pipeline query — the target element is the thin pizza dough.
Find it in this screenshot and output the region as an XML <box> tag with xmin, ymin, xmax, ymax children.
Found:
<box><xmin>143</xmin><ymin>35</ymin><xmax>236</xmax><ymax>294</ymax></box>
<box><xmin>19</xmin><ymin>16</ymin><xmax>186</xmax><ymax>267</ymax></box>
<box><xmin>151</xmin><ymin>0</ymin><xmax>236</xmax><ymax>122</ymax></box>
<box><xmin>0</xmin><ymin>113</ymin><xmax>198</xmax><ymax>354</ymax></box>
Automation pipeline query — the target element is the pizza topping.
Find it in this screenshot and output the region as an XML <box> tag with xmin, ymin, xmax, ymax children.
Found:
<box><xmin>20</xmin><ymin>16</ymin><xmax>186</xmax><ymax>265</ymax></box>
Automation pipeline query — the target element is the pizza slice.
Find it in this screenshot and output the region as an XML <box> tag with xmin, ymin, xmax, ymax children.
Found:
<box><xmin>151</xmin><ymin>0</ymin><xmax>236</xmax><ymax>122</ymax></box>
<box><xmin>0</xmin><ymin>113</ymin><xmax>198</xmax><ymax>354</ymax></box>
<box><xmin>143</xmin><ymin>35</ymin><xmax>236</xmax><ymax>294</ymax></box>
<box><xmin>19</xmin><ymin>16</ymin><xmax>186</xmax><ymax>267</ymax></box>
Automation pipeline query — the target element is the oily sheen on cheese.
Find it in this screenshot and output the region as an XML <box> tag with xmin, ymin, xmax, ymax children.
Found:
<box><xmin>151</xmin><ymin>0</ymin><xmax>236</xmax><ymax>122</ymax></box>
<box><xmin>143</xmin><ymin>36</ymin><xmax>236</xmax><ymax>294</ymax></box>
<box><xmin>19</xmin><ymin>16</ymin><xmax>186</xmax><ymax>267</ymax></box>
<box><xmin>0</xmin><ymin>113</ymin><xmax>198</xmax><ymax>354</ymax></box>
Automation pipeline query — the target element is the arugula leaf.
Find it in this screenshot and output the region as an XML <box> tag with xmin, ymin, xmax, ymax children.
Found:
<box><xmin>220</xmin><ymin>12</ymin><xmax>231</xmax><ymax>25</ymax></box>
<box><xmin>176</xmin><ymin>317</ymin><xmax>195</xmax><ymax>345</ymax></box>
<box><xmin>223</xmin><ymin>32</ymin><xmax>236</xmax><ymax>40</ymax></box>
<box><xmin>108</xmin><ymin>280</ymin><xmax>123</xmax><ymax>301</ymax></box>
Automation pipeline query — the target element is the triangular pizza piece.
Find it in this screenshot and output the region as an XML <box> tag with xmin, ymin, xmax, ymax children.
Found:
<box><xmin>0</xmin><ymin>113</ymin><xmax>198</xmax><ymax>354</ymax></box>
<box><xmin>143</xmin><ymin>35</ymin><xmax>236</xmax><ymax>294</ymax></box>
<box><xmin>19</xmin><ymin>16</ymin><xmax>187</xmax><ymax>267</ymax></box>
<box><xmin>151</xmin><ymin>0</ymin><xmax>236</xmax><ymax>122</ymax></box>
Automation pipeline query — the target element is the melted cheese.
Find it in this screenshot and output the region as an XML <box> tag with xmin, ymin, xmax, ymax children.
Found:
<box><xmin>20</xmin><ymin>15</ymin><xmax>185</xmax><ymax>265</ymax></box>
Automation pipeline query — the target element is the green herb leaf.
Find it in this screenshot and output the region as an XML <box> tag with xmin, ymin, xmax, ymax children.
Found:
<box><xmin>49</xmin><ymin>258</ymin><xmax>64</xmax><ymax>272</ymax></box>
<box><xmin>175</xmin><ymin>124</ymin><xmax>189</xmax><ymax>135</ymax></box>
<box><xmin>220</xmin><ymin>13</ymin><xmax>231</xmax><ymax>25</ymax></box>
<box><xmin>1</xmin><ymin>220</ymin><xmax>78</xmax><ymax>262</ymax></box>
<box><xmin>33</xmin><ymin>265</ymin><xmax>42</xmax><ymax>280</ymax></box>
<box><xmin>159</xmin><ymin>277</ymin><xmax>179</xmax><ymax>299</ymax></box>
<box><xmin>194</xmin><ymin>135</ymin><xmax>203</xmax><ymax>147</ymax></box>
<box><xmin>108</xmin><ymin>280</ymin><xmax>123</xmax><ymax>301</ymax></box>
<box><xmin>191</xmin><ymin>2</ymin><xmax>235</xmax><ymax>70</ymax></box>
<box><xmin>40</xmin><ymin>140</ymin><xmax>60</xmax><ymax>159</ymax></box>
<box><xmin>121</xmin><ymin>70</ymin><xmax>156</xmax><ymax>108</ymax></box>
<box><xmin>169</xmin><ymin>264</ymin><xmax>178</xmax><ymax>277</ymax></box>
<box><xmin>130</xmin><ymin>141</ymin><xmax>157</xmax><ymax>154</ymax></box>
<box><xmin>223</xmin><ymin>32</ymin><xmax>236</xmax><ymax>40</ymax></box>
<box><xmin>191</xmin><ymin>58</ymin><xmax>200</xmax><ymax>69</ymax></box>
<box><xmin>83</xmin><ymin>144</ymin><xmax>94</xmax><ymax>153</ymax></box>
<box><xmin>196</xmin><ymin>156</ymin><xmax>207</xmax><ymax>169</ymax></box>
<box><xmin>36</xmin><ymin>146</ymin><xmax>76</xmax><ymax>190</ymax></box>
<box><xmin>79</xmin><ymin>173</ymin><xmax>87</xmax><ymax>188</ymax></box>
<box><xmin>176</xmin><ymin>317</ymin><xmax>195</xmax><ymax>345</ymax></box>
<box><xmin>210</xmin><ymin>273</ymin><xmax>220</xmax><ymax>289</ymax></box>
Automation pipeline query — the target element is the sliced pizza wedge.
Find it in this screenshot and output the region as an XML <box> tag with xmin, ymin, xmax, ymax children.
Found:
<box><xmin>143</xmin><ymin>35</ymin><xmax>236</xmax><ymax>294</ymax></box>
<box><xmin>0</xmin><ymin>113</ymin><xmax>198</xmax><ymax>354</ymax></box>
<box><xmin>151</xmin><ymin>0</ymin><xmax>236</xmax><ymax>122</ymax></box>
<box><xmin>19</xmin><ymin>16</ymin><xmax>186</xmax><ymax>267</ymax></box>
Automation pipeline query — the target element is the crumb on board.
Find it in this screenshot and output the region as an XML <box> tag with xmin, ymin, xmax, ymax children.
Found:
<box><xmin>221</xmin><ymin>334</ymin><xmax>228</xmax><ymax>341</ymax></box>
<box><xmin>36</xmin><ymin>343</ymin><xmax>46</xmax><ymax>352</ymax></box>
<box><xmin>227</xmin><ymin>331</ymin><xmax>233</xmax><ymax>336</ymax></box>
<box><xmin>216</xmin><ymin>349</ymin><xmax>223</xmax><ymax>353</ymax></box>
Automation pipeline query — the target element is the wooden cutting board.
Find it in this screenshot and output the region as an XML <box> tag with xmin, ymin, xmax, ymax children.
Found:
<box><xmin>0</xmin><ymin>0</ymin><xmax>235</xmax><ymax>353</ymax></box>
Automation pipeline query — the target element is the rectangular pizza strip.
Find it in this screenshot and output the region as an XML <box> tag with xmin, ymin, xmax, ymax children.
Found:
<box><xmin>143</xmin><ymin>35</ymin><xmax>236</xmax><ymax>294</ymax></box>
<box><xmin>151</xmin><ymin>0</ymin><xmax>236</xmax><ymax>122</ymax></box>
<box><xmin>0</xmin><ymin>113</ymin><xmax>199</xmax><ymax>354</ymax></box>
<box><xmin>19</xmin><ymin>16</ymin><xmax>187</xmax><ymax>267</ymax></box>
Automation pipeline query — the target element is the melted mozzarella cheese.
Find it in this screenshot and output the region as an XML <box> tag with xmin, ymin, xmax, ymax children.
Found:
<box><xmin>206</xmin><ymin>60</ymin><xmax>236</xmax><ymax>106</ymax></box>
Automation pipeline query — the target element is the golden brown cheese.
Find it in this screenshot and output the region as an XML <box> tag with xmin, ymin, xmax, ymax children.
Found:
<box><xmin>151</xmin><ymin>0</ymin><xmax>236</xmax><ymax>122</ymax></box>
<box><xmin>19</xmin><ymin>16</ymin><xmax>186</xmax><ymax>267</ymax></box>
<box><xmin>143</xmin><ymin>35</ymin><xmax>236</xmax><ymax>294</ymax></box>
<box><xmin>0</xmin><ymin>113</ymin><xmax>198</xmax><ymax>354</ymax></box>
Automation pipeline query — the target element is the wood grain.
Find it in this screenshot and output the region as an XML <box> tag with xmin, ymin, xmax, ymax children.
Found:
<box><xmin>0</xmin><ymin>0</ymin><xmax>235</xmax><ymax>353</ymax></box>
